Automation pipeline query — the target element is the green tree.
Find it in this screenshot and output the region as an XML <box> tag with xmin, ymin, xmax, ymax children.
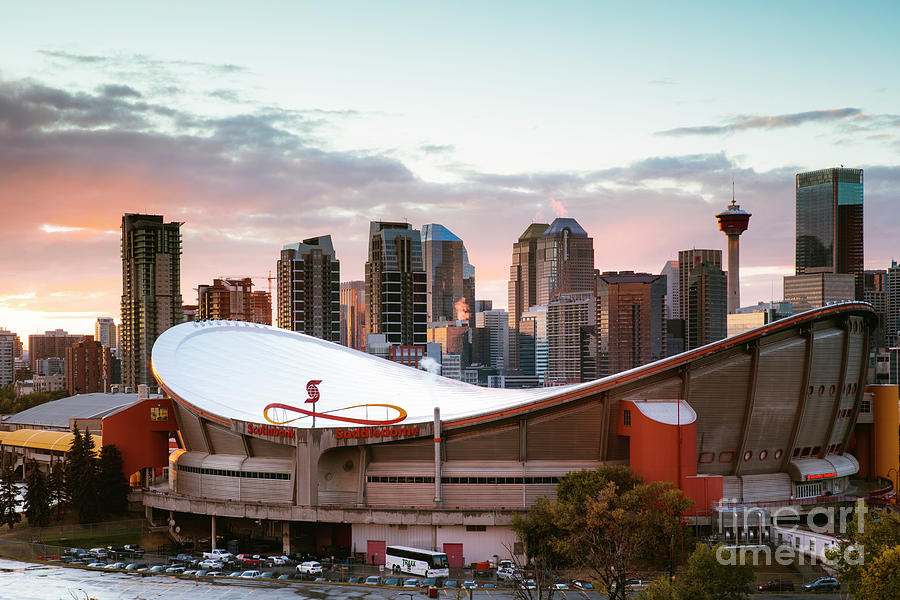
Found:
<box><xmin>49</xmin><ymin>460</ymin><xmax>66</xmax><ymax>521</ymax></box>
<box><xmin>65</xmin><ymin>425</ymin><xmax>100</xmax><ymax>523</ymax></box>
<box><xmin>828</xmin><ymin>504</ymin><xmax>900</xmax><ymax>595</ymax></box>
<box><xmin>0</xmin><ymin>464</ymin><xmax>22</xmax><ymax>530</ymax></box>
<box><xmin>23</xmin><ymin>460</ymin><xmax>51</xmax><ymax>527</ymax></box>
<box><xmin>637</xmin><ymin>578</ymin><xmax>677</xmax><ymax>600</ymax></box>
<box><xmin>97</xmin><ymin>445</ymin><xmax>129</xmax><ymax>515</ymax></box>
<box><xmin>860</xmin><ymin>545</ymin><xmax>900</xmax><ymax>599</ymax></box>
<box><xmin>674</xmin><ymin>544</ymin><xmax>752</xmax><ymax>600</ymax></box>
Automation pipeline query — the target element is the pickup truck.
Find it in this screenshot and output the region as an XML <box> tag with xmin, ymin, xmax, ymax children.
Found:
<box><xmin>202</xmin><ymin>549</ymin><xmax>234</xmax><ymax>561</ymax></box>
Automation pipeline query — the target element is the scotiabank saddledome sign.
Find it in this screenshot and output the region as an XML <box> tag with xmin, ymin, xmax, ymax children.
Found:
<box><xmin>261</xmin><ymin>379</ymin><xmax>417</xmax><ymax>439</ymax></box>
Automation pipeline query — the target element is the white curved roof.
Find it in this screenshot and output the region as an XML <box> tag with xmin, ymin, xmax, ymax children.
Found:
<box><xmin>151</xmin><ymin>321</ymin><xmax>567</xmax><ymax>428</ymax></box>
<box><xmin>631</xmin><ymin>401</ymin><xmax>696</xmax><ymax>425</ymax></box>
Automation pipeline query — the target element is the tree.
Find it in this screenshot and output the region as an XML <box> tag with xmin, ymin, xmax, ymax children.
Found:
<box><xmin>24</xmin><ymin>460</ymin><xmax>51</xmax><ymax>527</ymax></box>
<box><xmin>97</xmin><ymin>445</ymin><xmax>129</xmax><ymax>515</ymax></box>
<box><xmin>637</xmin><ymin>578</ymin><xmax>677</xmax><ymax>600</ymax></box>
<box><xmin>65</xmin><ymin>425</ymin><xmax>99</xmax><ymax>523</ymax></box>
<box><xmin>49</xmin><ymin>460</ymin><xmax>66</xmax><ymax>522</ymax></box>
<box><xmin>0</xmin><ymin>464</ymin><xmax>21</xmax><ymax>530</ymax></box>
<box><xmin>860</xmin><ymin>545</ymin><xmax>900</xmax><ymax>599</ymax></box>
<box><xmin>674</xmin><ymin>544</ymin><xmax>752</xmax><ymax>600</ymax></box>
<box><xmin>828</xmin><ymin>504</ymin><xmax>900</xmax><ymax>595</ymax></box>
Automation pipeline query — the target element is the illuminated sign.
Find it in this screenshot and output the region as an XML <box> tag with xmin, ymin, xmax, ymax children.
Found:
<box><xmin>805</xmin><ymin>472</ymin><xmax>837</xmax><ymax>481</ymax></box>
<box><xmin>150</xmin><ymin>407</ymin><xmax>169</xmax><ymax>421</ymax></box>
<box><xmin>335</xmin><ymin>426</ymin><xmax>420</xmax><ymax>440</ymax></box>
<box><xmin>263</xmin><ymin>402</ymin><xmax>408</xmax><ymax>427</ymax></box>
<box><xmin>247</xmin><ymin>423</ymin><xmax>295</xmax><ymax>438</ymax></box>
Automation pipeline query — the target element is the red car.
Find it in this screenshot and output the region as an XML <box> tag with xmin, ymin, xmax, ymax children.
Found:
<box><xmin>757</xmin><ymin>579</ymin><xmax>794</xmax><ymax>592</ymax></box>
<box><xmin>236</xmin><ymin>554</ymin><xmax>261</xmax><ymax>566</ymax></box>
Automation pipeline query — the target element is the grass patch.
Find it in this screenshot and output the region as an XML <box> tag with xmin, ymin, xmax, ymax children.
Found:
<box><xmin>17</xmin><ymin>527</ymin><xmax>145</xmax><ymax>549</ymax></box>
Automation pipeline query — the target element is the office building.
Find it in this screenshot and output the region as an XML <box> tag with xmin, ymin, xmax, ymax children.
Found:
<box><xmin>474</xmin><ymin>300</ymin><xmax>493</xmax><ymax>313</ymax></box>
<box><xmin>716</xmin><ymin>198</ymin><xmax>751</xmax><ymax>314</ymax></box>
<box><xmin>519</xmin><ymin>305</ymin><xmax>548</xmax><ymax>382</ymax></box>
<box><xmin>508</xmin><ymin>223</ymin><xmax>549</xmax><ymax>370</ymax></box>
<box><xmin>887</xmin><ymin>261</ymin><xmax>900</xmax><ymax>347</ymax></box>
<box><xmin>120</xmin><ymin>213</ymin><xmax>184</xmax><ymax>389</ymax></box>
<box><xmin>595</xmin><ymin>272</ymin><xmax>667</xmax><ymax>377</ymax></box>
<box><xmin>422</xmin><ymin>224</ymin><xmax>475</xmax><ymax>324</ymax></box>
<box><xmin>441</xmin><ymin>354</ymin><xmax>462</xmax><ymax>381</ymax></box>
<box><xmin>678</xmin><ymin>249</ymin><xmax>722</xmax><ymax>340</ymax></box>
<box><xmin>666</xmin><ymin>319</ymin><xmax>685</xmax><ymax>357</ymax></box>
<box><xmin>687</xmin><ymin>263</ymin><xmax>727</xmax><ymax>349</ymax></box>
<box><xmin>340</xmin><ymin>281</ymin><xmax>367</xmax><ymax>351</ymax></box>
<box><xmin>94</xmin><ymin>318</ymin><xmax>117</xmax><ymax>355</ymax></box>
<box><xmin>863</xmin><ymin>270</ymin><xmax>887</xmax><ymax>348</ymax></box>
<box><xmin>427</xmin><ymin>322</ymin><xmax>470</xmax><ymax>364</ymax></box>
<box><xmin>28</xmin><ymin>329</ymin><xmax>84</xmax><ymax>374</ymax></box>
<box><xmin>783</xmin><ymin>272</ymin><xmax>855</xmax><ymax>313</ymax></box>
<box><xmin>365</xmin><ymin>222</ymin><xmax>426</xmax><ymax>346</ymax></box>
<box><xmin>277</xmin><ymin>236</ymin><xmax>341</xmax><ymax>342</ymax></box>
<box><xmin>660</xmin><ymin>260</ymin><xmax>679</xmax><ymax>319</ymax></box>
<box><xmin>795</xmin><ymin>168</ymin><xmax>864</xmax><ymax>297</ymax></box>
<box><xmin>547</xmin><ymin>292</ymin><xmax>596</xmax><ymax>384</ymax></box>
<box><xmin>536</xmin><ymin>218</ymin><xmax>595</xmax><ymax>305</ymax></box>
<box><xmin>475</xmin><ymin>310</ymin><xmax>509</xmax><ymax>371</ymax></box>
<box><xmin>36</xmin><ymin>357</ymin><xmax>65</xmax><ymax>377</ymax></box>
<box><xmin>66</xmin><ymin>336</ymin><xmax>111</xmax><ymax>395</ymax></box>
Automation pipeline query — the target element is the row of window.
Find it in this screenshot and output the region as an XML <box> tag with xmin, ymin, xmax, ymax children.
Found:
<box><xmin>699</xmin><ymin>449</ymin><xmax>785</xmax><ymax>464</ymax></box>
<box><xmin>808</xmin><ymin>383</ymin><xmax>858</xmax><ymax>397</ymax></box>
<box><xmin>176</xmin><ymin>464</ymin><xmax>291</xmax><ymax>480</ymax></box>
<box><xmin>791</xmin><ymin>443</ymin><xmax>842</xmax><ymax>458</ymax></box>
<box><xmin>367</xmin><ymin>476</ymin><xmax>560</xmax><ymax>485</ymax></box>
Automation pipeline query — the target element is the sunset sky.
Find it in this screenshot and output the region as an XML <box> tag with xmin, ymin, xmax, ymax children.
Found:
<box><xmin>1</xmin><ymin>2</ymin><xmax>899</xmax><ymax>345</ymax></box>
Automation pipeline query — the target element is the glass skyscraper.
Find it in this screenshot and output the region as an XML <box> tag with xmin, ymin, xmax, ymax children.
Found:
<box><xmin>795</xmin><ymin>168</ymin><xmax>864</xmax><ymax>288</ymax></box>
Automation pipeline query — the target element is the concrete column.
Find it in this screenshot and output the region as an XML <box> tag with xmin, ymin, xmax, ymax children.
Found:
<box><xmin>211</xmin><ymin>515</ymin><xmax>217</xmax><ymax>551</ymax></box>
<box><xmin>282</xmin><ymin>521</ymin><xmax>291</xmax><ymax>555</ymax></box>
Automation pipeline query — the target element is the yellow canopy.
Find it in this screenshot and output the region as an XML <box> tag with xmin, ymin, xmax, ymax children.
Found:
<box><xmin>0</xmin><ymin>429</ymin><xmax>102</xmax><ymax>454</ymax></box>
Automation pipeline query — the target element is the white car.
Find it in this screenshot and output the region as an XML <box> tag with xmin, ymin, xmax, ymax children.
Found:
<box><xmin>198</xmin><ymin>559</ymin><xmax>223</xmax><ymax>570</ymax></box>
<box><xmin>297</xmin><ymin>561</ymin><xmax>323</xmax><ymax>575</ymax></box>
<box><xmin>551</xmin><ymin>583</ymin><xmax>569</xmax><ymax>590</ymax></box>
<box><xmin>240</xmin><ymin>570</ymin><xmax>261</xmax><ymax>578</ymax></box>
<box><xmin>497</xmin><ymin>567</ymin><xmax>522</xmax><ymax>581</ymax></box>
<box><xmin>267</xmin><ymin>555</ymin><xmax>289</xmax><ymax>566</ymax></box>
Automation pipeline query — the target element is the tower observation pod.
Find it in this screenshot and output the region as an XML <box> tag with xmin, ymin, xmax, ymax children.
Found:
<box><xmin>716</xmin><ymin>197</ymin><xmax>751</xmax><ymax>314</ymax></box>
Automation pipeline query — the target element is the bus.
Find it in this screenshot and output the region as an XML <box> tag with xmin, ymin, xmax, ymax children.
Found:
<box><xmin>385</xmin><ymin>546</ymin><xmax>450</xmax><ymax>578</ymax></box>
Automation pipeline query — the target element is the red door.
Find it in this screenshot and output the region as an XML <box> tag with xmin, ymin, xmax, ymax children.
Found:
<box><xmin>443</xmin><ymin>543</ymin><xmax>464</xmax><ymax>568</ymax></box>
<box><xmin>367</xmin><ymin>540</ymin><xmax>386</xmax><ymax>565</ymax></box>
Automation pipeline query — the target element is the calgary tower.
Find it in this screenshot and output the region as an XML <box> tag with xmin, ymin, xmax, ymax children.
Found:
<box><xmin>716</xmin><ymin>187</ymin><xmax>751</xmax><ymax>314</ymax></box>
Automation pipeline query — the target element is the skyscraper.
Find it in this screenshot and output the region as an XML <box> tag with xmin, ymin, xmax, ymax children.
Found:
<box><xmin>596</xmin><ymin>272</ymin><xmax>667</xmax><ymax>377</ymax></box>
<box><xmin>687</xmin><ymin>262</ymin><xmax>727</xmax><ymax>349</ymax></box>
<box><xmin>795</xmin><ymin>167</ymin><xmax>864</xmax><ymax>296</ymax></box>
<box><xmin>475</xmin><ymin>309</ymin><xmax>509</xmax><ymax>371</ymax></box>
<box><xmin>198</xmin><ymin>277</ymin><xmax>271</xmax><ymax>324</ymax></box>
<box><xmin>277</xmin><ymin>236</ymin><xmax>341</xmax><ymax>342</ymax></box>
<box><xmin>365</xmin><ymin>222</ymin><xmax>426</xmax><ymax>346</ymax></box>
<box><xmin>863</xmin><ymin>270</ymin><xmax>887</xmax><ymax>348</ymax></box>
<box><xmin>0</xmin><ymin>334</ymin><xmax>13</xmax><ymax>388</ymax></box>
<box><xmin>536</xmin><ymin>218</ymin><xmax>595</xmax><ymax>305</ymax></box>
<box><xmin>94</xmin><ymin>317</ymin><xmax>117</xmax><ymax>355</ymax></box>
<box><xmin>519</xmin><ymin>305</ymin><xmax>548</xmax><ymax>382</ymax></box>
<box><xmin>660</xmin><ymin>260</ymin><xmax>679</xmax><ymax>319</ymax></box>
<box><xmin>120</xmin><ymin>213</ymin><xmax>183</xmax><ymax>389</ymax></box>
<box><xmin>547</xmin><ymin>292</ymin><xmax>596</xmax><ymax>384</ymax></box>
<box><xmin>887</xmin><ymin>261</ymin><xmax>900</xmax><ymax>347</ymax></box>
<box><xmin>250</xmin><ymin>291</ymin><xmax>273</xmax><ymax>325</ymax></box>
<box><xmin>507</xmin><ymin>223</ymin><xmax>549</xmax><ymax>370</ymax></box>
<box><xmin>340</xmin><ymin>281</ymin><xmax>366</xmax><ymax>350</ymax></box>
<box><xmin>66</xmin><ymin>336</ymin><xmax>111</xmax><ymax>395</ymax></box>
<box><xmin>678</xmin><ymin>249</ymin><xmax>722</xmax><ymax>340</ymax></box>
<box><xmin>422</xmin><ymin>224</ymin><xmax>475</xmax><ymax>323</ymax></box>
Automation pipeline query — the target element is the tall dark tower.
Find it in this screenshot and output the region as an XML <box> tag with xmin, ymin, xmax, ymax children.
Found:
<box><xmin>716</xmin><ymin>193</ymin><xmax>751</xmax><ymax>314</ymax></box>
<box><xmin>795</xmin><ymin>167</ymin><xmax>864</xmax><ymax>298</ymax></box>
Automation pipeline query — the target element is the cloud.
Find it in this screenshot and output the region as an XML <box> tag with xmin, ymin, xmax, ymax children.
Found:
<box><xmin>657</xmin><ymin>108</ymin><xmax>863</xmax><ymax>136</ymax></box>
<box><xmin>649</xmin><ymin>78</ymin><xmax>676</xmax><ymax>85</ymax></box>
<box><xmin>549</xmin><ymin>199</ymin><xmax>568</xmax><ymax>217</ymax></box>
<box><xmin>99</xmin><ymin>84</ymin><xmax>142</xmax><ymax>99</ymax></box>
<box><xmin>420</xmin><ymin>144</ymin><xmax>454</xmax><ymax>155</ymax></box>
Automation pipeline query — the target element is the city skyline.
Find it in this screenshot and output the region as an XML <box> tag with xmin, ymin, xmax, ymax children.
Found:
<box><xmin>1</xmin><ymin>3</ymin><xmax>899</xmax><ymax>341</ymax></box>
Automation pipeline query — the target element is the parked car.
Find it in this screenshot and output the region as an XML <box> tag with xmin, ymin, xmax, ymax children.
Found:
<box><xmin>170</xmin><ymin>553</ymin><xmax>195</xmax><ymax>565</ymax></box>
<box><xmin>165</xmin><ymin>566</ymin><xmax>185</xmax><ymax>574</ymax></box>
<box><xmin>240</xmin><ymin>570</ymin><xmax>261</xmax><ymax>578</ymax></box>
<box><xmin>551</xmin><ymin>583</ymin><xmax>569</xmax><ymax>590</ymax></box>
<box><xmin>365</xmin><ymin>576</ymin><xmax>381</xmax><ymax>584</ymax></box>
<box><xmin>87</xmin><ymin>562</ymin><xmax>107</xmax><ymax>568</ymax></box>
<box><xmin>88</xmin><ymin>548</ymin><xmax>108</xmax><ymax>559</ymax></box>
<box><xmin>202</xmin><ymin>549</ymin><xmax>234</xmax><ymax>561</ymax></box>
<box><xmin>422</xmin><ymin>577</ymin><xmax>438</xmax><ymax>587</ymax></box>
<box><xmin>803</xmin><ymin>577</ymin><xmax>840</xmax><ymax>591</ymax></box>
<box><xmin>519</xmin><ymin>579</ymin><xmax>536</xmax><ymax>590</ymax></box>
<box><xmin>497</xmin><ymin>567</ymin><xmax>522</xmax><ymax>580</ymax></box>
<box><xmin>403</xmin><ymin>578</ymin><xmax>419</xmax><ymax>587</ymax></box>
<box><xmin>122</xmin><ymin>544</ymin><xmax>145</xmax><ymax>558</ymax></box>
<box><xmin>198</xmin><ymin>559</ymin><xmax>224</xmax><ymax>570</ymax></box>
<box><xmin>259</xmin><ymin>572</ymin><xmax>278</xmax><ymax>579</ymax></box>
<box><xmin>105</xmin><ymin>562</ymin><xmax>128</xmax><ymax>569</ymax></box>
<box><xmin>266</xmin><ymin>555</ymin><xmax>290</xmax><ymax>566</ymax></box>
<box><xmin>758</xmin><ymin>579</ymin><xmax>795</xmax><ymax>592</ymax></box>
<box><xmin>149</xmin><ymin>565</ymin><xmax>167</xmax><ymax>573</ymax></box>
<box><xmin>462</xmin><ymin>581</ymin><xmax>477</xmax><ymax>589</ymax></box>
<box><xmin>573</xmin><ymin>580</ymin><xmax>594</xmax><ymax>590</ymax></box>
<box><xmin>124</xmin><ymin>563</ymin><xmax>145</xmax><ymax>570</ymax></box>
<box><xmin>348</xmin><ymin>577</ymin><xmax>362</xmax><ymax>583</ymax></box>
<box><xmin>298</xmin><ymin>561</ymin><xmax>324</xmax><ymax>575</ymax></box>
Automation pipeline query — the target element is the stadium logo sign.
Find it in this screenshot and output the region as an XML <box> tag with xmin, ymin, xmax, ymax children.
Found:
<box><xmin>247</xmin><ymin>423</ymin><xmax>295</xmax><ymax>438</ymax></box>
<box><xmin>335</xmin><ymin>426</ymin><xmax>420</xmax><ymax>440</ymax></box>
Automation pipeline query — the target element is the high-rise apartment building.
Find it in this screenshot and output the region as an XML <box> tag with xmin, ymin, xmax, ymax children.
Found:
<box><xmin>277</xmin><ymin>236</ymin><xmax>341</xmax><ymax>342</ymax></box>
<box><xmin>596</xmin><ymin>272</ymin><xmax>667</xmax><ymax>377</ymax></box>
<box><xmin>365</xmin><ymin>222</ymin><xmax>426</xmax><ymax>346</ymax></box>
<box><xmin>795</xmin><ymin>167</ymin><xmax>864</xmax><ymax>297</ymax></box>
<box><xmin>887</xmin><ymin>261</ymin><xmax>900</xmax><ymax>347</ymax></box>
<box><xmin>94</xmin><ymin>318</ymin><xmax>117</xmax><ymax>355</ymax></box>
<box><xmin>340</xmin><ymin>281</ymin><xmax>366</xmax><ymax>350</ymax></box>
<box><xmin>66</xmin><ymin>336</ymin><xmax>111</xmax><ymax>395</ymax></box>
<box><xmin>536</xmin><ymin>218</ymin><xmax>595</xmax><ymax>306</ymax></box>
<box><xmin>0</xmin><ymin>335</ymin><xmax>13</xmax><ymax>388</ymax></box>
<box><xmin>678</xmin><ymin>249</ymin><xmax>722</xmax><ymax>341</ymax></box>
<box><xmin>475</xmin><ymin>310</ymin><xmax>509</xmax><ymax>371</ymax></box>
<box><xmin>198</xmin><ymin>277</ymin><xmax>271</xmax><ymax>324</ymax></box>
<box><xmin>0</xmin><ymin>328</ymin><xmax>23</xmax><ymax>359</ymax></box>
<box><xmin>28</xmin><ymin>329</ymin><xmax>85</xmax><ymax>374</ymax></box>
<box><xmin>687</xmin><ymin>263</ymin><xmax>727</xmax><ymax>349</ymax></box>
<box><xmin>422</xmin><ymin>224</ymin><xmax>475</xmax><ymax>324</ymax></box>
<box><xmin>547</xmin><ymin>292</ymin><xmax>596</xmax><ymax>385</ymax></box>
<box><xmin>120</xmin><ymin>213</ymin><xmax>184</xmax><ymax>389</ymax></box>
<box><xmin>508</xmin><ymin>223</ymin><xmax>549</xmax><ymax>370</ymax></box>
<box><xmin>660</xmin><ymin>260</ymin><xmax>679</xmax><ymax>319</ymax></box>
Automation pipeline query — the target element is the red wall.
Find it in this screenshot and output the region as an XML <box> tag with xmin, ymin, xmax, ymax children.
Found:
<box><xmin>101</xmin><ymin>398</ymin><xmax>176</xmax><ymax>479</ymax></box>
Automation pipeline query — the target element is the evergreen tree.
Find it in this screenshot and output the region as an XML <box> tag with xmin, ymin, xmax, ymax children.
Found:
<box><xmin>97</xmin><ymin>445</ymin><xmax>129</xmax><ymax>515</ymax></box>
<box><xmin>24</xmin><ymin>460</ymin><xmax>51</xmax><ymax>527</ymax></box>
<box><xmin>0</xmin><ymin>464</ymin><xmax>22</xmax><ymax>530</ymax></box>
<box><xmin>49</xmin><ymin>460</ymin><xmax>66</xmax><ymax>522</ymax></box>
<box><xmin>65</xmin><ymin>425</ymin><xmax>100</xmax><ymax>523</ymax></box>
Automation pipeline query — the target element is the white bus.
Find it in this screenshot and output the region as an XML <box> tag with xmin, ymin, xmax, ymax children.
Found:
<box><xmin>385</xmin><ymin>546</ymin><xmax>450</xmax><ymax>578</ymax></box>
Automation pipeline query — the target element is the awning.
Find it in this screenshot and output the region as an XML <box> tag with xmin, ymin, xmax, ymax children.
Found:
<box><xmin>788</xmin><ymin>453</ymin><xmax>859</xmax><ymax>482</ymax></box>
<box><xmin>0</xmin><ymin>429</ymin><xmax>102</xmax><ymax>454</ymax></box>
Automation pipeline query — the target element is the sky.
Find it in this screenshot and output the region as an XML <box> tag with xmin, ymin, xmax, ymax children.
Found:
<box><xmin>1</xmin><ymin>1</ymin><xmax>899</xmax><ymax>345</ymax></box>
